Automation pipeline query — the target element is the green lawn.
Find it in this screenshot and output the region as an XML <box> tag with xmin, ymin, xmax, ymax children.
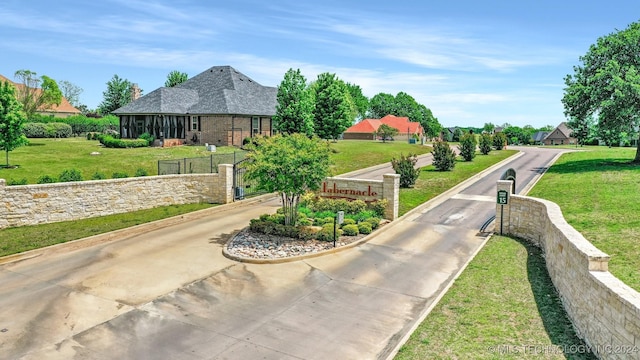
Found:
<box><xmin>396</xmin><ymin>236</ymin><xmax>596</xmax><ymax>360</ymax></box>
<box><xmin>328</xmin><ymin>140</ymin><xmax>432</xmax><ymax>175</ymax></box>
<box><xmin>399</xmin><ymin>150</ymin><xmax>516</xmax><ymax>215</ymax></box>
<box><xmin>528</xmin><ymin>146</ymin><xmax>640</xmax><ymax>291</ymax></box>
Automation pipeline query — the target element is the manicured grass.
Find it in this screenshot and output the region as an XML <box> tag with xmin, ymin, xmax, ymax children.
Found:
<box><xmin>396</xmin><ymin>236</ymin><xmax>596</xmax><ymax>360</ymax></box>
<box><xmin>528</xmin><ymin>146</ymin><xmax>640</xmax><ymax>291</ymax></box>
<box><xmin>0</xmin><ymin>203</ymin><xmax>214</xmax><ymax>257</ymax></box>
<box><xmin>328</xmin><ymin>140</ymin><xmax>432</xmax><ymax>175</ymax></box>
<box><xmin>398</xmin><ymin>150</ymin><xmax>517</xmax><ymax>215</ymax></box>
<box><xmin>0</xmin><ymin>137</ymin><xmax>237</xmax><ymax>184</ymax></box>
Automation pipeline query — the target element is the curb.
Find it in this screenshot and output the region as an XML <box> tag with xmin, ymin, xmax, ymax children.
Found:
<box><xmin>0</xmin><ymin>193</ymin><xmax>278</xmax><ymax>265</ymax></box>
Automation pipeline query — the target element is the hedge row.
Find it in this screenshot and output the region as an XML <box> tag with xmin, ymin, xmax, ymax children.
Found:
<box><xmin>23</xmin><ymin>122</ymin><xmax>73</xmax><ymax>138</ymax></box>
<box><xmin>27</xmin><ymin>114</ymin><xmax>119</xmax><ymax>134</ymax></box>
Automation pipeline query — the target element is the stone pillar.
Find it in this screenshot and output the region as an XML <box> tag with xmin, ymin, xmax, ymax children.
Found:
<box><xmin>496</xmin><ymin>180</ymin><xmax>513</xmax><ymax>235</ymax></box>
<box><xmin>218</xmin><ymin>164</ymin><xmax>234</xmax><ymax>204</ymax></box>
<box><xmin>383</xmin><ymin>174</ymin><xmax>400</xmax><ymax>220</ymax></box>
<box><xmin>0</xmin><ymin>179</ymin><xmax>6</xmax><ymax>228</ymax></box>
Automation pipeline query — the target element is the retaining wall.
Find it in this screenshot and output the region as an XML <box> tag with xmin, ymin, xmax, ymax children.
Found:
<box><xmin>318</xmin><ymin>174</ymin><xmax>400</xmax><ymax>220</ymax></box>
<box><xmin>496</xmin><ymin>180</ymin><xmax>640</xmax><ymax>359</ymax></box>
<box><xmin>0</xmin><ymin>164</ymin><xmax>233</xmax><ymax>229</ymax></box>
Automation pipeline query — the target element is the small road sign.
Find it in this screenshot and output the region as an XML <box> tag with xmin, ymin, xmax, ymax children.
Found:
<box><xmin>497</xmin><ymin>190</ymin><xmax>509</xmax><ymax>205</ymax></box>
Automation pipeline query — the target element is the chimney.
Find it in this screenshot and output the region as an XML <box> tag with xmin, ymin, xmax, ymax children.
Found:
<box><xmin>130</xmin><ymin>83</ymin><xmax>141</xmax><ymax>101</ymax></box>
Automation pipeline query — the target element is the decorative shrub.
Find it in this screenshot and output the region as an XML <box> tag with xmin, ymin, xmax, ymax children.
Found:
<box><xmin>311</xmin><ymin>198</ymin><xmax>366</xmax><ymax>215</ymax></box>
<box><xmin>342</xmin><ymin>218</ymin><xmax>356</xmax><ymax>226</ymax></box>
<box><xmin>341</xmin><ymin>224</ymin><xmax>359</xmax><ymax>236</ymax></box>
<box><xmin>112</xmin><ymin>172</ymin><xmax>129</xmax><ymax>179</ymax></box>
<box><xmin>47</xmin><ymin>123</ymin><xmax>73</xmax><ymax>138</ymax></box>
<box><xmin>138</xmin><ymin>132</ymin><xmax>155</xmax><ymax>146</ymax></box>
<box><xmin>297</xmin><ymin>217</ymin><xmax>312</xmax><ymax>226</ymax></box>
<box><xmin>298</xmin><ymin>226</ymin><xmax>320</xmax><ymax>240</ymax></box>
<box><xmin>391</xmin><ymin>153</ymin><xmax>421</xmax><ymax>188</ymax></box>
<box><xmin>22</xmin><ymin>123</ymin><xmax>47</xmax><ymax>138</ymax></box>
<box><xmin>492</xmin><ymin>132</ymin><xmax>507</xmax><ymax>150</ymax></box>
<box><xmin>58</xmin><ymin>169</ymin><xmax>83</xmax><ymax>182</ymax></box>
<box><xmin>316</xmin><ymin>223</ymin><xmax>342</xmax><ymax>241</ymax></box>
<box><xmin>22</xmin><ymin>122</ymin><xmax>72</xmax><ymax>138</ymax></box>
<box><xmin>432</xmin><ymin>140</ymin><xmax>456</xmax><ymax>171</ymax></box>
<box><xmin>458</xmin><ymin>133</ymin><xmax>477</xmax><ymax>161</ymax></box>
<box><xmin>358</xmin><ymin>222</ymin><xmax>372</xmax><ymax>234</ymax></box>
<box><xmin>366</xmin><ymin>200</ymin><xmax>387</xmax><ymax>218</ymax></box>
<box><xmin>37</xmin><ymin>175</ymin><xmax>57</xmax><ymax>184</ymax></box>
<box><xmin>7</xmin><ymin>178</ymin><xmax>28</xmax><ymax>185</ymax></box>
<box><xmin>91</xmin><ymin>172</ymin><xmax>106</xmax><ymax>180</ymax></box>
<box><xmin>99</xmin><ymin>135</ymin><xmax>148</xmax><ymax>148</ymax></box>
<box><xmin>134</xmin><ymin>168</ymin><xmax>149</xmax><ymax>177</ymax></box>
<box><xmin>365</xmin><ymin>217</ymin><xmax>381</xmax><ymax>229</ymax></box>
<box><xmin>479</xmin><ymin>133</ymin><xmax>492</xmax><ymax>155</ymax></box>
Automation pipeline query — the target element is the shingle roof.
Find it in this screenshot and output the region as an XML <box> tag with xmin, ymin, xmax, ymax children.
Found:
<box><xmin>113</xmin><ymin>66</ymin><xmax>277</xmax><ymax>116</ymax></box>
<box><xmin>344</xmin><ymin>119</ymin><xmax>382</xmax><ymax>133</ymax></box>
<box><xmin>0</xmin><ymin>74</ymin><xmax>80</xmax><ymax>115</ymax></box>
<box><xmin>543</xmin><ymin>122</ymin><xmax>573</xmax><ymax>141</ymax></box>
<box><xmin>344</xmin><ymin>114</ymin><xmax>423</xmax><ymax>134</ymax></box>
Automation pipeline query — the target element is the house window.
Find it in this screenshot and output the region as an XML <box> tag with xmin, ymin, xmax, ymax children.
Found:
<box><xmin>191</xmin><ymin>116</ymin><xmax>199</xmax><ymax>131</ymax></box>
<box><xmin>252</xmin><ymin>117</ymin><xmax>260</xmax><ymax>136</ymax></box>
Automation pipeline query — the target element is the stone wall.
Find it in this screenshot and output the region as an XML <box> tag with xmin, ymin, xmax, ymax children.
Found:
<box><xmin>318</xmin><ymin>174</ymin><xmax>399</xmax><ymax>220</ymax></box>
<box><xmin>0</xmin><ymin>164</ymin><xmax>233</xmax><ymax>229</ymax></box>
<box><xmin>496</xmin><ymin>180</ymin><xmax>640</xmax><ymax>359</ymax></box>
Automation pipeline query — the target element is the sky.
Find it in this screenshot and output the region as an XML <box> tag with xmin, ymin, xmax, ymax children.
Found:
<box><xmin>1</xmin><ymin>1</ymin><xmax>639</xmax><ymax>129</ymax></box>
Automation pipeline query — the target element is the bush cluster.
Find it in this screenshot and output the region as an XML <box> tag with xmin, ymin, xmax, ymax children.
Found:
<box><xmin>23</xmin><ymin>122</ymin><xmax>73</xmax><ymax>138</ymax></box>
<box><xmin>432</xmin><ymin>140</ymin><xmax>457</xmax><ymax>171</ymax></box>
<box><xmin>458</xmin><ymin>133</ymin><xmax>477</xmax><ymax>161</ymax></box>
<box><xmin>27</xmin><ymin>114</ymin><xmax>118</xmax><ymax>135</ymax></box>
<box><xmin>479</xmin><ymin>133</ymin><xmax>492</xmax><ymax>155</ymax></box>
<box><xmin>99</xmin><ymin>135</ymin><xmax>149</xmax><ymax>148</ymax></box>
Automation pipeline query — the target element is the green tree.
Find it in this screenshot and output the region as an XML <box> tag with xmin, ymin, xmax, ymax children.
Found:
<box><xmin>369</xmin><ymin>91</ymin><xmax>442</xmax><ymax>139</ymax></box>
<box><xmin>98</xmin><ymin>75</ymin><xmax>140</xmax><ymax>115</ymax></box>
<box><xmin>492</xmin><ymin>132</ymin><xmax>507</xmax><ymax>150</ymax></box>
<box><xmin>452</xmin><ymin>127</ymin><xmax>463</xmax><ymax>142</ymax></box>
<box><xmin>345</xmin><ymin>82</ymin><xmax>369</xmax><ymax>121</ymax></box>
<box><xmin>58</xmin><ymin>80</ymin><xmax>83</xmax><ymax>107</ymax></box>
<box><xmin>391</xmin><ymin>153</ymin><xmax>420</xmax><ymax>188</ymax></box>
<box><xmin>432</xmin><ymin>140</ymin><xmax>456</xmax><ymax>171</ymax></box>
<box><xmin>273</xmin><ymin>68</ymin><xmax>315</xmax><ymax>136</ymax></box>
<box><xmin>376</xmin><ymin>123</ymin><xmax>398</xmax><ymax>143</ymax></box>
<box><xmin>0</xmin><ymin>81</ymin><xmax>28</xmax><ymax>167</ymax></box>
<box><xmin>13</xmin><ymin>70</ymin><xmax>62</xmax><ymax>120</ymax></box>
<box><xmin>563</xmin><ymin>21</ymin><xmax>640</xmax><ymax>162</ymax></box>
<box><xmin>313</xmin><ymin>72</ymin><xmax>353</xmax><ymax>140</ymax></box>
<box><xmin>567</xmin><ymin>115</ymin><xmax>595</xmax><ymax>146</ymax></box>
<box><xmin>458</xmin><ymin>132</ymin><xmax>477</xmax><ymax>161</ymax></box>
<box><xmin>165</xmin><ymin>70</ymin><xmax>188</xmax><ymax>87</ymax></box>
<box><xmin>245</xmin><ymin>134</ymin><xmax>331</xmax><ymax>225</ymax></box>
<box><xmin>479</xmin><ymin>133</ymin><xmax>492</xmax><ymax>155</ymax></box>
<box><xmin>482</xmin><ymin>122</ymin><xmax>496</xmax><ymax>133</ymax></box>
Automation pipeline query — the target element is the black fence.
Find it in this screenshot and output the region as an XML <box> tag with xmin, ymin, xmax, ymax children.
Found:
<box><xmin>233</xmin><ymin>157</ymin><xmax>267</xmax><ymax>200</ymax></box>
<box><xmin>158</xmin><ymin>151</ymin><xmax>248</xmax><ymax>175</ymax></box>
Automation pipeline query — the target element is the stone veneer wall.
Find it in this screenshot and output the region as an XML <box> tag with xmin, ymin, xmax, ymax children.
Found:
<box><xmin>496</xmin><ymin>180</ymin><xmax>640</xmax><ymax>359</ymax></box>
<box><xmin>0</xmin><ymin>164</ymin><xmax>233</xmax><ymax>229</ymax></box>
<box><xmin>318</xmin><ymin>174</ymin><xmax>399</xmax><ymax>220</ymax></box>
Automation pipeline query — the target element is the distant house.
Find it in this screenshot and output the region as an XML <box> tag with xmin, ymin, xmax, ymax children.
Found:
<box><xmin>532</xmin><ymin>131</ymin><xmax>550</xmax><ymax>145</ymax></box>
<box><xmin>112</xmin><ymin>66</ymin><xmax>277</xmax><ymax>147</ymax></box>
<box><xmin>543</xmin><ymin>122</ymin><xmax>576</xmax><ymax>145</ymax></box>
<box><xmin>343</xmin><ymin>114</ymin><xmax>423</xmax><ymax>140</ymax></box>
<box><xmin>0</xmin><ymin>74</ymin><xmax>81</xmax><ymax>118</ymax></box>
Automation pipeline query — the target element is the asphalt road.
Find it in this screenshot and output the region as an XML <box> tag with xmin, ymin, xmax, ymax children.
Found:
<box><xmin>0</xmin><ymin>146</ymin><xmax>566</xmax><ymax>360</ymax></box>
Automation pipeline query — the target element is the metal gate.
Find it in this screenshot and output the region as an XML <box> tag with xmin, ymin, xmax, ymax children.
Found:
<box><xmin>233</xmin><ymin>158</ymin><xmax>265</xmax><ymax>200</ymax></box>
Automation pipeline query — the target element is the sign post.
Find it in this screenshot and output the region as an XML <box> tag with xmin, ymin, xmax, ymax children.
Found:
<box><xmin>497</xmin><ymin>190</ymin><xmax>509</xmax><ymax>235</ymax></box>
<box><xmin>334</xmin><ymin>211</ymin><xmax>344</xmax><ymax>248</ymax></box>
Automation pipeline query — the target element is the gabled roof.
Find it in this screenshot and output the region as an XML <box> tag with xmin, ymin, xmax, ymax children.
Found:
<box><xmin>532</xmin><ymin>131</ymin><xmax>549</xmax><ymax>142</ymax></box>
<box><xmin>344</xmin><ymin>119</ymin><xmax>382</xmax><ymax>133</ymax></box>
<box><xmin>0</xmin><ymin>74</ymin><xmax>80</xmax><ymax>115</ymax></box>
<box><xmin>344</xmin><ymin>114</ymin><xmax>423</xmax><ymax>134</ymax></box>
<box><xmin>113</xmin><ymin>65</ymin><xmax>277</xmax><ymax>116</ymax></box>
<box><xmin>543</xmin><ymin>122</ymin><xmax>573</xmax><ymax>140</ymax></box>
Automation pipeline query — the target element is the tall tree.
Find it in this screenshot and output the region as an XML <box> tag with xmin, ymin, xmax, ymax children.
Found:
<box><xmin>369</xmin><ymin>91</ymin><xmax>441</xmax><ymax>138</ymax></box>
<box><xmin>0</xmin><ymin>81</ymin><xmax>28</xmax><ymax>167</ymax></box>
<box><xmin>273</xmin><ymin>68</ymin><xmax>314</xmax><ymax>136</ymax></box>
<box><xmin>345</xmin><ymin>82</ymin><xmax>369</xmax><ymax>121</ymax></box>
<box><xmin>563</xmin><ymin>21</ymin><xmax>640</xmax><ymax>162</ymax></box>
<box><xmin>482</xmin><ymin>122</ymin><xmax>496</xmax><ymax>133</ymax></box>
<box><xmin>245</xmin><ymin>133</ymin><xmax>331</xmax><ymax>225</ymax></box>
<box><xmin>58</xmin><ymin>80</ymin><xmax>83</xmax><ymax>107</ymax></box>
<box><xmin>13</xmin><ymin>70</ymin><xmax>62</xmax><ymax>119</ymax></box>
<box><xmin>369</xmin><ymin>93</ymin><xmax>396</xmax><ymax>118</ymax></box>
<box><xmin>376</xmin><ymin>123</ymin><xmax>398</xmax><ymax>143</ymax></box>
<box><xmin>165</xmin><ymin>70</ymin><xmax>188</xmax><ymax>87</ymax></box>
<box><xmin>312</xmin><ymin>72</ymin><xmax>352</xmax><ymax>141</ymax></box>
<box><xmin>98</xmin><ymin>75</ymin><xmax>138</xmax><ymax>115</ymax></box>
<box><xmin>567</xmin><ymin>115</ymin><xmax>595</xmax><ymax>146</ymax></box>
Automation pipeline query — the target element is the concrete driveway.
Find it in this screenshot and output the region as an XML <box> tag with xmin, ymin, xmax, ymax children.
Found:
<box><xmin>0</xmin><ymin>146</ymin><xmax>566</xmax><ymax>359</ymax></box>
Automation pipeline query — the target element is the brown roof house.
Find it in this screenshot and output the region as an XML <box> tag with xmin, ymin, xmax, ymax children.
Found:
<box><xmin>543</xmin><ymin>122</ymin><xmax>576</xmax><ymax>145</ymax></box>
<box><xmin>343</xmin><ymin>114</ymin><xmax>423</xmax><ymax>140</ymax></box>
<box><xmin>113</xmin><ymin>65</ymin><xmax>277</xmax><ymax>147</ymax></box>
<box><xmin>0</xmin><ymin>74</ymin><xmax>81</xmax><ymax>118</ymax></box>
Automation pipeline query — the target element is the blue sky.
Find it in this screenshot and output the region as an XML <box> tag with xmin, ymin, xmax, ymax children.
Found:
<box><xmin>1</xmin><ymin>0</ymin><xmax>639</xmax><ymax>128</ymax></box>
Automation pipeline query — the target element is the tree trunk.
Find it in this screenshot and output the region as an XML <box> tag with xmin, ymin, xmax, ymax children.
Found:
<box><xmin>281</xmin><ymin>192</ymin><xmax>299</xmax><ymax>226</ymax></box>
<box><xmin>634</xmin><ymin>134</ymin><xmax>640</xmax><ymax>163</ymax></box>
<box><xmin>5</xmin><ymin>150</ymin><xmax>8</xmax><ymax>167</ymax></box>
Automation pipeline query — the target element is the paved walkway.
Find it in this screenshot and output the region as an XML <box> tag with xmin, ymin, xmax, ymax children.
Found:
<box><xmin>0</xmin><ymin>146</ymin><xmax>566</xmax><ymax>359</ymax></box>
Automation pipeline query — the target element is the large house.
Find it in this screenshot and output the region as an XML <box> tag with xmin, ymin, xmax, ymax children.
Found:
<box><xmin>343</xmin><ymin>114</ymin><xmax>423</xmax><ymax>140</ymax></box>
<box><xmin>113</xmin><ymin>66</ymin><xmax>277</xmax><ymax>147</ymax></box>
<box><xmin>0</xmin><ymin>74</ymin><xmax>81</xmax><ymax>118</ymax></box>
<box><xmin>543</xmin><ymin>122</ymin><xmax>576</xmax><ymax>145</ymax></box>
